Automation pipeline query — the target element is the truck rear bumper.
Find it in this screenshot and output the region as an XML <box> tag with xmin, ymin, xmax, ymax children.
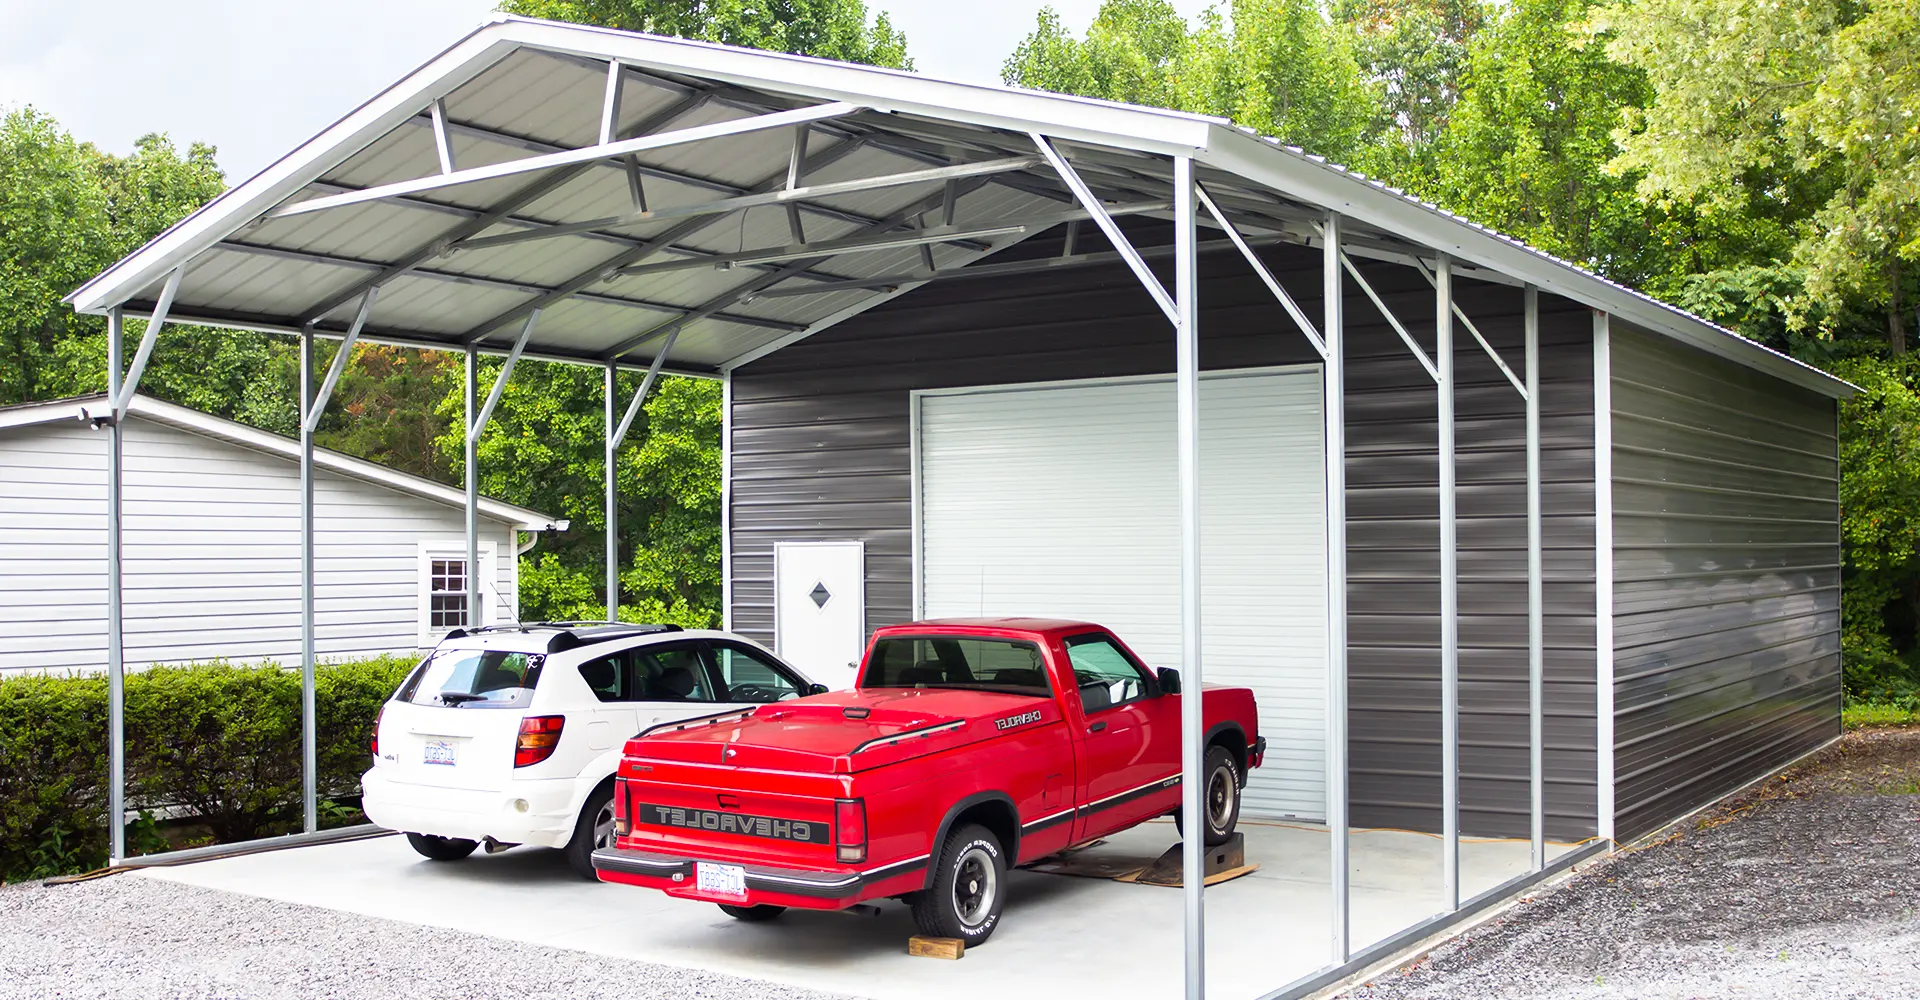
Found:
<box><xmin>592</xmin><ymin>846</ymin><xmax>925</xmax><ymax>907</ymax></box>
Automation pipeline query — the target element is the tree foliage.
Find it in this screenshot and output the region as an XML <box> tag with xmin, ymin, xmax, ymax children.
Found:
<box><xmin>498</xmin><ymin>0</ymin><xmax>912</xmax><ymax>68</ymax></box>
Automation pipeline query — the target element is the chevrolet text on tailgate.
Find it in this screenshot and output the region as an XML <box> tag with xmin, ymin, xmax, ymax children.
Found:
<box><xmin>592</xmin><ymin>618</ymin><xmax>1264</xmax><ymax>945</ymax></box>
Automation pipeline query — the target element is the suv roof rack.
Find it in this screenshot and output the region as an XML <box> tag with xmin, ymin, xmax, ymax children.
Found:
<box><xmin>441</xmin><ymin>621</ymin><xmax>683</xmax><ymax>653</ymax></box>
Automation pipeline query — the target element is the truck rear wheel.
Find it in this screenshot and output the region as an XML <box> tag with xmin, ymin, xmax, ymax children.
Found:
<box><xmin>406</xmin><ymin>832</ymin><xmax>478</xmax><ymax>861</ymax></box>
<box><xmin>718</xmin><ymin>904</ymin><xmax>786</xmax><ymax>922</ymax></box>
<box><xmin>912</xmin><ymin>823</ymin><xmax>1006</xmax><ymax>945</ymax></box>
<box><xmin>1173</xmin><ymin>745</ymin><xmax>1242</xmax><ymax>847</ymax></box>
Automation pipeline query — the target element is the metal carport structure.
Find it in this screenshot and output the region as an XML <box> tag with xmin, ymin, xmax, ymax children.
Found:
<box><xmin>68</xmin><ymin>17</ymin><xmax>1850</xmax><ymax>998</ymax></box>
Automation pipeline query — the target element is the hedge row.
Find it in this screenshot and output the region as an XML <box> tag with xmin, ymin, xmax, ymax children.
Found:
<box><xmin>0</xmin><ymin>655</ymin><xmax>414</xmax><ymax>882</ymax></box>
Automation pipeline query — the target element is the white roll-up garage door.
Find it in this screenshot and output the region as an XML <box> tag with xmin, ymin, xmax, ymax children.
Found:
<box><xmin>915</xmin><ymin>367</ymin><xmax>1327</xmax><ymax>821</ymax></box>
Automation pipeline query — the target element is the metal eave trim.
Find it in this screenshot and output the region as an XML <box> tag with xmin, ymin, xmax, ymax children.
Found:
<box><xmin>1197</xmin><ymin>126</ymin><xmax>1854</xmax><ymax>400</ymax></box>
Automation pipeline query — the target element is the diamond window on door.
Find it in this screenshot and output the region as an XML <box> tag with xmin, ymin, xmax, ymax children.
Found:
<box><xmin>808</xmin><ymin>581</ymin><xmax>832</xmax><ymax>609</ymax></box>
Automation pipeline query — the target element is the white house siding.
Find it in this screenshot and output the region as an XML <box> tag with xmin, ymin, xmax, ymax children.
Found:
<box><xmin>0</xmin><ymin>417</ymin><xmax>521</xmax><ymax>674</ymax></box>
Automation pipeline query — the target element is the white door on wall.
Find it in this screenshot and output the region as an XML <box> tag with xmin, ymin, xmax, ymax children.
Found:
<box><xmin>916</xmin><ymin>368</ymin><xmax>1328</xmax><ymax>821</ymax></box>
<box><xmin>774</xmin><ymin>541</ymin><xmax>867</xmax><ymax>690</ymax></box>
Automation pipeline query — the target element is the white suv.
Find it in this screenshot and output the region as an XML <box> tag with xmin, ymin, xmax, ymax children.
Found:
<box><xmin>361</xmin><ymin>622</ymin><xmax>823</xmax><ymax>878</ymax></box>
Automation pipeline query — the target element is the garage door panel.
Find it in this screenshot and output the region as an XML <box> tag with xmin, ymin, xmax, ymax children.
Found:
<box><xmin>917</xmin><ymin>369</ymin><xmax>1328</xmax><ymax>820</ymax></box>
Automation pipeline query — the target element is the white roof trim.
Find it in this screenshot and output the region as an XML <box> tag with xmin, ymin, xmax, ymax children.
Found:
<box><xmin>63</xmin><ymin>16</ymin><xmax>1851</xmax><ymax>398</ymax></box>
<box><xmin>0</xmin><ymin>394</ymin><xmax>565</xmax><ymax>531</ymax></box>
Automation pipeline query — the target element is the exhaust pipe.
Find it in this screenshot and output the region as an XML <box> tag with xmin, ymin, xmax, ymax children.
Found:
<box><xmin>483</xmin><ymin>837</ymin><xmax>520</xmax><ymax>854</ymax></box>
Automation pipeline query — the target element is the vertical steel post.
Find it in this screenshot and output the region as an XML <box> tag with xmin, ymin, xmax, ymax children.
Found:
<box><xmin>1525</xmin><ymin>286</ymin><xmax>1544</xmax><ymax>869</ymax></box>
<box><xmin>1172</xmin><ymin>155</ymin><xmax>1205</xmax><ymax>1000</ymax></box>
<box><xmin>105</xmin><ymin>307</ymin><xmax>126</xmax><ymax>864</ymax></box>
<box><xmin>1437</xmin><ymin>254</ymin><xmax>1459</xmax><ymax>911</ymax></box>
<box><xmin>605</xmin><ymin>362</ymin><xmax>619</xmax><ymax>622</ymax></box>
<box><xmin>1593</xmin><ymin>312</ymin><xmax>1615</xmax><ymax>845</ymax></box>
<box><xmin>1324</xmin><ymin>212</ymin><xmax>1350</xmax><ymax>963</ymax></box>
<box><xmin>299</xmin><ymin>325</ymin><xmax>318</xmax><ymax>833</ymax></box>
<box><xmin>465</xmin><ymin>347</ymin><xmax>480</xmax><ymax>628</ymax></box>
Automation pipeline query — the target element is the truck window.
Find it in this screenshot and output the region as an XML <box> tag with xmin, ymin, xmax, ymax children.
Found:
<box><xmin>865</xmin><ymin>636</ymin><xmax>1051</xmax><ymax>697</ymax></box>
<box><xmin>1063</xmin><ymin>633</ymin><xmax>1154</xmax><ymax>713</ymax></box>
<box><xmin>705</xmin><ymin>642</ymin><xmax>806</xmax><ymax>703</ymax></box>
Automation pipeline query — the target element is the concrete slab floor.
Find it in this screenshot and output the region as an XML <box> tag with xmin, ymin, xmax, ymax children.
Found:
<box><xmin>139</xmin><ymin>819</ymin><xmax>1580</xmax><ymax>1000</ymax></box>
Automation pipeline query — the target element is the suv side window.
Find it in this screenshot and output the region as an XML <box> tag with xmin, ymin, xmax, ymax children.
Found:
<box><xmin>630</xmin><ymin>643</ymin><xmax>715</xmax><ymax>703</ymax></box>
<box><xmin>577</xmin><ymin>652</ymin><xmax>629</xmax><ymax>702</ymax></box>
<box><xmin>706</xmin><ymin>642</ymin><xmax>807</xmax><ymax>703</ymax></box>
<box><xmin>1064</xmin><ymin>633</ymin><xmax>1155</xmax><ymax>714</ymax></box>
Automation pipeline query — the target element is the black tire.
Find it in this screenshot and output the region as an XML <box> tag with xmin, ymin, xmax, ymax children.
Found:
<box><xmin>406</xmin><ymin>832</ymin><xmax>478</xmax><ymax>861</ymax></box>
<box><xmin>1172</xmin><ymin>746</ymin><xmax>1242</xmax><ymax>847</ymax></box>
<box><xmin>567</xmin><ymin>783</ymin><xmax>617</xmax><ymax>880</ymax></box>
<box><xmin>718</xmin><ymin>904</ymin><xmax>787</xmax><ymax>922</ymax></box>
<box><xmin>911</xmin><ymin>823</ymin><xmax>1007</xmax><ymax>946</ymax></box>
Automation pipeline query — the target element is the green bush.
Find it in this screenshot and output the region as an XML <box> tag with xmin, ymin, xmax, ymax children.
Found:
<box><xmin>0</xmin><ymin>654</ymin><xmax>414</xmax><ymax>882</ymax></box>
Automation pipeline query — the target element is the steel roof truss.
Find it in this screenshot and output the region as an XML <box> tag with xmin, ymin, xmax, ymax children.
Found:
<box><xmin>455</xmin><ymin>133</ymin><xmax>871</xmax><ymax>344</ymax></box>
<box><xmin>1032</xmin><ymin>133</ymin><xmax>1176</xmax><ymax>325</ymax></box>
<box><xmin>296</xmin><ymin>89</ymin><xmax>716</xmax><ymax>324</ymax></box>
<box><xmin>1197</xmin><ymin>184</ymin><xmax>1326</xmax><ymax>360</ymax></box>
<box><xmin>1340</xmin><ymin>249</ymin><xmax>1439</xmax><ymax>383</ymax></box>
<box><xmin>303</xmin><ymin>288</ymin><xmax>379</xmax><ymax>434</ymax></box>
<box><xmin>453</xmin><ymin>154</ymin><xmax>1038</xmax><ymax>253</ymax></box>
<box><xmin>1414</xmin><ymin>256</ymin><xmax>1527</xmax><ymax>400</ymax></box>
<box><xmin>269</xmin><ymin>101</ymin><xmax>863</xmax><ymax>221</ymax></box>
<box><xmin>112</xmin><ymin>267</ymin><xmax>182</xmax><ymax>420</ymax></box>
<box><xmin>611</xmin><ymin>325</ymin><xmax>681</xmax><ymax>448</ymax></box>
<box><xmin>470</xmin><ymin>310</ymin><xmax>540</xmax><ymax>431</ymax></box>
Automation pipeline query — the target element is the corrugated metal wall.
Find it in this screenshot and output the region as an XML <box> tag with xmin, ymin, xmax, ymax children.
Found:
<box><xmin>1608</xmin><ymin>325</ymin><xmax>1842</xmax><ymax>839</ymax></box>
<box><xmin>730</xmin><ymin>239</ymin><xmax>1599</xmax><ymax>838</ymax></box>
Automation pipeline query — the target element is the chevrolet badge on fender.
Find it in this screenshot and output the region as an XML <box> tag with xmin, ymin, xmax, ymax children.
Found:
<box><xmin>996</xmin><ymin>710</ymin><xmax>1044</xmax><ymax>730</ymax></box>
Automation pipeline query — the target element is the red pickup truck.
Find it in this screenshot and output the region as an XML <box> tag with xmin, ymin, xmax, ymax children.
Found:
<box><xmin>591</xmin><ymin>618</ymin><xmax>1263</xmax><ymax>945</ymax></box>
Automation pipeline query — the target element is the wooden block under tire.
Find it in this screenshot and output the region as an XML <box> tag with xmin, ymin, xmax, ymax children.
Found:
<box><xmin>908</xmin><ymin>936</ymin><xmax>966</xmax><ymax>960</ymax></box>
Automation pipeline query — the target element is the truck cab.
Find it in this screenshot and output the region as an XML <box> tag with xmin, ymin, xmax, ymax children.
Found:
<box><xmin>593</xmin><ymin>618</ymin><xmax>1263</xmax><ymax>946</ymax></box>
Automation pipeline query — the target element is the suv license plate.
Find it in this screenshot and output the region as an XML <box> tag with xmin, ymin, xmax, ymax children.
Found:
<box><xmin>423</xmin><ymin>740</ymin><xmax>457</xmax><ymax>766</ymax></box>
<box><xmin>696</xmin><ymin>862</ymin><xmax>747</xmax><ymax>899</ymax></box>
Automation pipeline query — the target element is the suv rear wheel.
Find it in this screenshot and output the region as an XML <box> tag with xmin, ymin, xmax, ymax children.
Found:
<box><xmin>911</xmin><ymin>823</ymin><xmax>1007</xmax><ymax>946</ymax></box>
<box><xmin>566</xmin><ymin>783</ymin><xmax>616</xmax><ymax>880</ymax></box>
<box><xmin>406</xmin><ymin>832</ymin><xmax>478</xmax><ymax>861</ymax></box>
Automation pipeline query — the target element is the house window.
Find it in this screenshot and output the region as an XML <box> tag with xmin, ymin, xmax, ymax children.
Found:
<box><xmin>428</xmin><ymin>558</ymin><xmax>470</xmax><ymax>630</ymax></box>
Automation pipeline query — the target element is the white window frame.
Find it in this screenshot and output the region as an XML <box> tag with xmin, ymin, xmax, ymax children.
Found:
<box><xmin>416</xmin><ymin>540</ymin><xmax>498</xmax><ymax>646</ymax></box>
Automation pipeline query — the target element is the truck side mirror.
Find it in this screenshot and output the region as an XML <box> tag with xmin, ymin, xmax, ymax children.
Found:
<box><xmin>808</xmin><ymin>682</ymin><xmax>831</xmax><ymax>696</ymax></box>
<box><xmin>1156</xmin><ymin>668</ymin><xmax>1181</xmax><ymax>695</ymax></box>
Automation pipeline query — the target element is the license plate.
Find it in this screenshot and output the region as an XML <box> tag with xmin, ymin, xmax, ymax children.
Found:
<box><xmin>423</xmin><ymin>740</ymin><xmax>457</xmax><ymax>766</ymax></box>
<box><xmin>696</xmin><ymin>862</ymin><xmax>747</xmax><ymax>899</ymax></box>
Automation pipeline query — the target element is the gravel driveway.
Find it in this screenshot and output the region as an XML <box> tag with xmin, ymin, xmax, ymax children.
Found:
<box><xmin>1343</xmin><ymin>727</ymin><xmax>1920</xmax><ymax>1000</ymax></box>
<box><xmin>0</xmin><ymin>874</ymin><xmax>857</xmax><ymax>1000</ymax></box>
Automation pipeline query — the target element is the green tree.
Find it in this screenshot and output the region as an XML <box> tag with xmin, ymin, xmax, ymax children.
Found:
<box><xmin>1831</xmin><ymin>355</ymin><xmax>1920</xmax><ymax>696</ymax></box>
<box><xmin>1588</xmin><ymin>0</ymin><xmax>1920</xmax><ymax>348</ymax></box>
<box><xmin>1003</xmin><ymin>0</ymin><xmax>1383</xmax><ymax>164</ymax></box>
<box><xmin>499</xmin><ymin>0</ymin><xmax>912</xmax><ymax>68</ymax></box>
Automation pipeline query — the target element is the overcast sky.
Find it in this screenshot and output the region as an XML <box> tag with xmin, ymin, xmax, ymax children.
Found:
<box><xmin>1</xmin><ymin>0</ymin><xmax>1209</xmax><ymax>183</ymax></box>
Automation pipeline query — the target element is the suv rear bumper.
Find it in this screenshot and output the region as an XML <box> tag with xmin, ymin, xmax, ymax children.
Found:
<box><xmin>592</xmin><ymin>846</ymin><xmax>926</xmax><ymax>905</ymax></box>
<box><xmin>362</xmin><ymin>769</ymin><xmax>582</xmax><ymax>848</ymax></box>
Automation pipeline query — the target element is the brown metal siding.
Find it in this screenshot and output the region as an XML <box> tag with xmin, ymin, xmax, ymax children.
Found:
<box><xmin>1609</xmin><ymin>325</ymin><xmax>1842</xmax><ymax>840</ymax></box>
<box><xmin>730</xmin><ymin>241</ymin><xmax>1599</xmax><ymax>838</ymax></box>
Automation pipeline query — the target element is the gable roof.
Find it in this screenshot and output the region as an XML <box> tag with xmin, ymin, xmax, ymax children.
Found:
<box><xmin>63</xmin><ymin>16</ymin><xmax>1850</xmax><ymax>398</ymax></box>
<box><xmin>0</xmin><ymin>394</ymin><xmax>565</xmax><ymax>531</ymax></box>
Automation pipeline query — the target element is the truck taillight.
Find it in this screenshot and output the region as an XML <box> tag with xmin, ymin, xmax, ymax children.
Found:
<box><xmin>835</xmin><ymin>798</ymin><xmax>866</xmax><ymax>863</ymax></box>
<box><xmin>371</xmin><ymin>705</ymin><xmax>385</xmax><ymax>759</ymax></box>
<box><xmin>613</xmin><ymin>780</ymin><xmax>631</xmax><ymax>837</ymax></box>
<box><xmin>514</xmin><ymin>716</ymin><xmax>565</xmax><ymax>768</ymax></box>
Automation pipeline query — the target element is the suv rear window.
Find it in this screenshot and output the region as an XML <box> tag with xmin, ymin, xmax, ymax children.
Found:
<box><xmin>864</xmin><ymin>636</ymin><xmax>1051</xmax><ymax>697</ymax></box>
<box><xmin>399</xmin><ymin>648</ymin><xmax>545</xmax><ymax>709</ymax></box>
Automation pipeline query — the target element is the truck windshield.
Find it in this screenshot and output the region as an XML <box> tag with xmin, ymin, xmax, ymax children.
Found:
<box><xmin>864</xmin><ymin>637</ymin><xmax>1051</xmax><ymax>697</ymax></box>
<box><xmin>397</xmin><ymin>648</ymin><xmax>545</xmax><ymax>709</ymax></box>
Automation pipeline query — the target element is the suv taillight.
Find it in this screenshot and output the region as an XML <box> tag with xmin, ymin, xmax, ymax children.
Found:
<box><xmin>835</xmin><ymin>798</ymin><xmax>866</xmax><ymax>863</ymax></box>
<box><xmin>371</xmin><ymin>705</ymin><xmax>385</xmax><ymax>759</ymax></box>
<box><xmin>514</xmin><ymin>716</ymin><xmax>565</xmax><ymax>768</ymax></box>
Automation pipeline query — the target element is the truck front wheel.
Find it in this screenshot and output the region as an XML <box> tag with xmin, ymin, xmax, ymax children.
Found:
<box><xmin>912</xmin><ymin>823</ymin><xmax>1006</xmax><ymax>945</ymax></box>
<box><xmin>1173</xmin><ymin>745</ymin><xmax>1243</xmax><ymax>846</ymax></box>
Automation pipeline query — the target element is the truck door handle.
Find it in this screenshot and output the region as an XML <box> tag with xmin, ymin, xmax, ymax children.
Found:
<box><xmin>1088</xmin><ymin>721</ymin><xmax>1107</xmax><ymax>733</ymax></box>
